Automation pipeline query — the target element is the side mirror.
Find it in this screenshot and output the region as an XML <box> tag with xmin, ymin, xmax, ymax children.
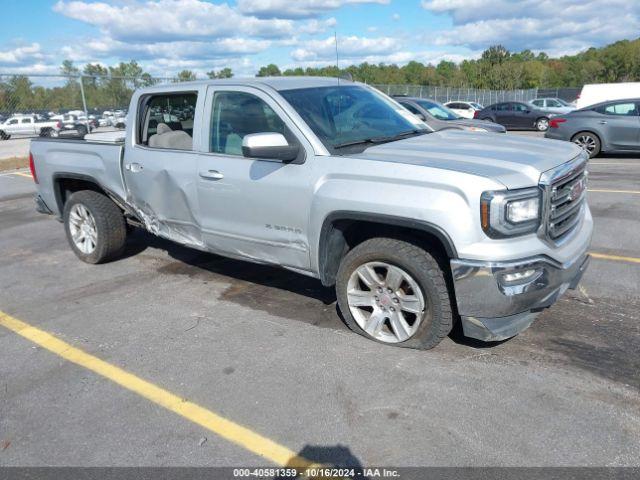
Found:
<box><xmin>242</xmin><ymin>132</ymin><xmax>300</xmax><ymax>162</ymax></box>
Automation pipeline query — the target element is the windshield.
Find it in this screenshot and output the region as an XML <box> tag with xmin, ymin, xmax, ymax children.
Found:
<box><xmin>279</xmin><ymin>85</ymin><xmax>428</xmax><ymax>153</ymax></box>
<box><xmin>416</xmin><ymin>100</ymin><xmax>459</xmax><ymax>120</ymax></box>
<box><xmin>471</xmin><ymin>102</ymin><xmax>483</xmax><ymax>109</ymax></box>
<box><xmin>556</xmin><ymin>98</ymin><xmax>571</xmax><ymax>106</ymax></box>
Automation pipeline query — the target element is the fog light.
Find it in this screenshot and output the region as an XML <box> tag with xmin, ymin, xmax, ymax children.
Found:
<box><xmin>501</xmin><ymin>269</ymin><xmax>538</xmax><ymax>284</ymax></box>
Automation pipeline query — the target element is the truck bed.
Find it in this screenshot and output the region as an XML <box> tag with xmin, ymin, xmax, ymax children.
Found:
<box><xmin>30</xmin><ymin>136</ymin><xmax>126</xmax><ymax>219</ymax></box>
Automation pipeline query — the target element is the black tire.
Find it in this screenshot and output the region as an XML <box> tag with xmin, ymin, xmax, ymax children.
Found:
<box><xmin>39</xmin><ymin>128</ymin><xmax>52</xmax><ymax>137</ymax></box>
<box><xmin>0</xmin><ymin>130</ymin><xmax>9</xmax><ymax>140</ymax></box>
<box><xmin>76</xmin><ymin>124</ymin><xmax>88</xmax><ymax>136</ymax></box>
<box><xmin>535</xmin><ymin>117</ymin><xmax>549</xmax><ymax>131</ymax></box>
<box><xmin>571</xmin><ymin>131</ymin><xmax>601</xmax><ymax>158</ymax></box>
<box><xmin>336</xmin><ymin>238</ymin><xmax>453</xmax><ymax>350</ymax></box>
<box><xmin>63</xmin><ymin>190</ymin><xmax>127</xmax><ymax>264</ymax></box>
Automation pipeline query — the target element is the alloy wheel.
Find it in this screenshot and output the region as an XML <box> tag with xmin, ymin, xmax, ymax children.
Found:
<box><xmin>346</xmin><ymin>261</ymin><xmax>426</xmax><ymax>343</ymax></box>
<box><xmin>68</xmin><ymin>204</ymin><xmax>98</xmax><ymax>254</ymax></box>
<box><xmin>573</xmin><ymin>134</ymin><xmax>597</xmax><ymax>155</ymax></box>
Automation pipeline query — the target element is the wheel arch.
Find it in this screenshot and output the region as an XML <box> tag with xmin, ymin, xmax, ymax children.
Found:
<box><xmin>52</xmin><ymin>173</ymin><xmax>133</xmax><ymax>221</ymax></box>
<box><xmin>317</xmin><ymin>211</ymin><xmax>457</xmax><ymax>286</ymax></box>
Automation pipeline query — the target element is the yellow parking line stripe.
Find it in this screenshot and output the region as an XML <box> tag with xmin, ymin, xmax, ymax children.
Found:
<box><xmin>588</xmin><ymin>188</ymin><xmax>640</xmax><ymax>194</ymax></box>
<box><xmin>590</xmin><ymin>252</ymin><xmax>640</xmax><ymax>264</ymax></box>
<box><xmin>0</xmin><ymin>311</ymin><xmax>316</xmax><ymax>469</ymax></box>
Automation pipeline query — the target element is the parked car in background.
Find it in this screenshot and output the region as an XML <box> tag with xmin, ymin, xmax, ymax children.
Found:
<box><xmin>545</xmin><ymin>98</ymin><xmax>640</xmax><ymax>158</ymax></box>
<box><xmin>529</xmin><ymin>98</ymin><xmax>575</xmax><ymax>115</ymax></box>
<box><xmin>444</xmin><ymin>101</ymin><xmax>484</xmax><ymax>119</ymax></box>
<box><xmin>51</xmin><ymin>113</ymin><xmax>94</xmax><ymax>136</ymax></box>
<box><xmin>394</xmin><ymin>97</ymin><xmax>506</xmax><ymax>133</ymax></box>
<box><xmin>0</xmin><ymin>115</ymin><xmax>60</xmax><ymax>140</ymax></box>
<box><xmin>475</xmin><ymin>102</ymin><xmax>551</xmax><ymax>131</ymax></box>
<box><xmin>576</xmin><ymin>82</ymin><xmax>640</xmax><ymax>109</ymax></box>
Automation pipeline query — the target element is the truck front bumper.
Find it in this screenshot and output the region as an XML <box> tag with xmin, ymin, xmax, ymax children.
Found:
<box><xmin>450</xmin><ymin>250</ymin><xmax>590</xmax><ymax>342</ymax></box>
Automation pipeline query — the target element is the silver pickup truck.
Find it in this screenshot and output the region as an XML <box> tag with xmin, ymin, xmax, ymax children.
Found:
<box><xmin>29</xmin><ymin>77</ymin><xmax>592</xmax><ymax>349</ymax></box>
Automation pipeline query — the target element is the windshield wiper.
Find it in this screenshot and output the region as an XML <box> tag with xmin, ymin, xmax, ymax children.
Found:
<box><xmin>333</xmin><ymin>129</ymin><xmax>427</xmax><ymax>149</ymax></box>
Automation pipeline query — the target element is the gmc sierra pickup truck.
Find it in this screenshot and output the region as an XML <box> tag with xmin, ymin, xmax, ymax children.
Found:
<box><xmin>29</xmin><ymin>77</ymin><xmax>592</xmax><ymax>349</ymax></box>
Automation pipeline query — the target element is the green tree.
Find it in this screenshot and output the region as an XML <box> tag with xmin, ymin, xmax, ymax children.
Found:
<box><xmin>176</xmin><ymin>70</ymin><xmax>197</xmax><ymax>82</ymax></box>
<box><xmin>206</xmin><ymin>68</ymin><xmax>233</xmax><ymax>79</ymax></box>
<box><xmin>256</xmin><ymin>64</ymin><xmax>281</xmax><ymax>77</ymax></box>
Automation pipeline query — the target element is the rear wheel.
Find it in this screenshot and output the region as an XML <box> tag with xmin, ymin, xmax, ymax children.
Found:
<box><xmin>63</xmin><ymin>190</ymin><xmax>127</xmax><ymax>264</ymax></box>
<box><xmin>336</xmin><ymin>238</ymin><xmax>453</xmax><ymax>350</ymax></box>
<box><xmin>571</xmin><ymin>131</ymin><xmax>601</xmax><ymax>158</ymax></box>
<box><xmin>0</xmin><ymin>130</ymin><xmax>9</xmax><ymax>140</ymax></box>
<box><xmin>76</xmin><ymin>124</ymin><xmax>88</xmax><ymax>136</ymax></box>
<box><xmin>535</xmin><ymin>117</ymin><xmax>549</xmax><ymax>131</ymax></box>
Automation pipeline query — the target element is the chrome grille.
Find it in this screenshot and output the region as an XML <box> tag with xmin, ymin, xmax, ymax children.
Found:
<box><xmin>540</xmin><ymin>156</ymin><xmax>588</xmax><ymax>244</ymax></box>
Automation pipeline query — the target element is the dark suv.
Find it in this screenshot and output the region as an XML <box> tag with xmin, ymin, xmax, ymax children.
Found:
<box><xmin>476</xmin><ymin>102</ymin><xmax>550</xmax><ymax>131</ymax></box>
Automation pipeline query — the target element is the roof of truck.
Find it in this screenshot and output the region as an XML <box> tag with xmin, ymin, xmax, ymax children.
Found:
<box><xmin>145</xmin><ymin>76</ymin><xmax>355</xmax><ymax>93</ymax></box>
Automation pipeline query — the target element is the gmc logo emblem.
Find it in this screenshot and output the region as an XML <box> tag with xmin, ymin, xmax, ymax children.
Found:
<box><xmin>569</xmin><ymin>178</ymin><xmax>586</xmax><ymax>201</ymax></box>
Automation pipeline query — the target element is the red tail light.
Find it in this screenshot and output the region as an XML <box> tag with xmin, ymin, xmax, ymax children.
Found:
<box><xmin>549</xmin><ymin>118</ymin><xmax>567</xmax><ymax>128</ymax></box>
<box><xmin>473</xmin><ymin>110</ymin><xmax>480</xmax><ymax>119</ymax></box>
<box><xmin>56</xmin><ymin>121</ymin><xmax>62</xmax><ymax>129</ymax></box>
<box><xmin>29</xmin><ymin>152</ymin><xmax>38</xmax><ymax>184</ymax></box>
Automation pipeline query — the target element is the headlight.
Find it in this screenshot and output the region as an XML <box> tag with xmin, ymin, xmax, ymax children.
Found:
<box><xmin>480</xmin><ymin>187</ymin><xmax>541</xmax><ymax>238</ymax></box>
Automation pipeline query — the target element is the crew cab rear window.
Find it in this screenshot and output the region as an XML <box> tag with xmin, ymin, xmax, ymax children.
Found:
<box><xmin>138</xmin><ymin>92</ymin><xmax>197</xmax><ymax>151</ymax></box>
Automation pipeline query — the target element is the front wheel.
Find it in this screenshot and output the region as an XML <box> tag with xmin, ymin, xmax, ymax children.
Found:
<box><xmin>0</xmin><ymin>130</ymin><xmax>10</xmax><ymax>140</ymax></box>
<box><xmin>63</xmin><ymin>190</ymin><xmax>127</xmax><ymax>264</ymax></box>
<box><xmin>336</xmin><ymin>238</ymin><xmax>453</xmax><ymax>349</ymax></box>
<box><xmin>535</xmin><ymin>117</ymin><xmax>549</xmax><ymax>131</ymax></box>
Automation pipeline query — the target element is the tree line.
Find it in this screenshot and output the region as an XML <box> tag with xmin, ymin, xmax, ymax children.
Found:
<box><xmin>1</xmin><ymin>37</ymin><xmax>639</xmax><ymax>113</ymax></box>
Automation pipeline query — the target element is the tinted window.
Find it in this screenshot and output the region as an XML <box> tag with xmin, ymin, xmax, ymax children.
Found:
<box><xmin>532</xmin><ymin>100</ymin><xmax>543</xmax><ymax>107</ymax></box>
<box><xmin>210</xmin><ymin>91</ymin><xmax>289</xmax><ymax>155</ymax></box>
<box><xmin>21</xmin><ymin>118</ymin><xmax>32</xmax><ymax>124</ymax></box>
<box><xmin>8</xmin><ymin>119</ymin><xmax>18</xmax><ymax>124</ymax></box>
<box><xmin>599</xmin><ymin>102</ymin><xmax>638</xmax><ymax>116</ymax></box>
<box><xmin>547</xmin><ymin>99</ymin><xmax>562</xmax><ymax>107</ymax></box>
<box><xmin>400</xmin><ymin>102</ymin><xmax>422</xmax><ymax>115</ymax></box>
<box><xmin>513</xmin><ymin>103</ymin><xmax>528</xmax><ymax>112</ymax></box>
<box><xmin>139</xmin><ymin>92</ymin><xmax>197</xmax><ymax>150</ymax></box>
<box><xmin>280</xmin><ymin>85</ymin><xmax>426</xmax><ymax>154</ymax></box>
<box><xmin>495</xmin><ymin>103</ymin><xmax>510</xmax><ymax>111</ymax></box>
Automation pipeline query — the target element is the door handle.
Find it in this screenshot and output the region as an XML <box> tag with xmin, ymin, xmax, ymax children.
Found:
<box><xmin>125</xmin><ymin>162</ymin><xmax>143</xmax><ymax>173</ymax></box>
<box><xmin>199</xmin><ymin>170</ymin><xmax>224</xmax><ymax>180</ymax></box>
<box><xmin>598</xmin><ymin>120</ymin><xmax>607</xmax><ymax>124</ymax></box>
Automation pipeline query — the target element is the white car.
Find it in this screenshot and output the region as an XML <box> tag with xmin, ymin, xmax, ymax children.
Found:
<box><xmin>529</xmin><ymin>98</ymin><xmax>575</xmax><ymax>115</ymax></box>
<box><xmin>0</xmin><ymin>115</ymin><xmax>60</xmax><ymax>140</ymax></box>
<box><xmin>576</xmin><ymin>82</ymin><xmax>640</xmax><ymax>109</ymax></box>
<box><xmin>444</xmin><ymin>101</ymin><xmax>484</xmax><ymax>119</ymax></box>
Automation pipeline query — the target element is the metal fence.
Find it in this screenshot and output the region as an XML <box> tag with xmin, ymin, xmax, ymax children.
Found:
<box><xmin>372</xmin><ymin>84</ymin><xmax>539</xmax><ymax>105</ymax></box>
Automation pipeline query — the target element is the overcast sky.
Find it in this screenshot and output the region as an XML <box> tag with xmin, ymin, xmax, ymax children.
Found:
<box><xmin>1</xmin><ymin>0</ymin><xmax>639</xmax><ymax>78</ymax></box>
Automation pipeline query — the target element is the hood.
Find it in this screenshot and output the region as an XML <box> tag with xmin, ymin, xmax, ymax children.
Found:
<box><xmin>448</xmin><ymin>118</ymin><xmax>505</xmax><ymax>132</ymax></box>
<box><xmin>352</xmin><ymin>129</ymin><xmax>584</xmax><ymax>189</ymax></box>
